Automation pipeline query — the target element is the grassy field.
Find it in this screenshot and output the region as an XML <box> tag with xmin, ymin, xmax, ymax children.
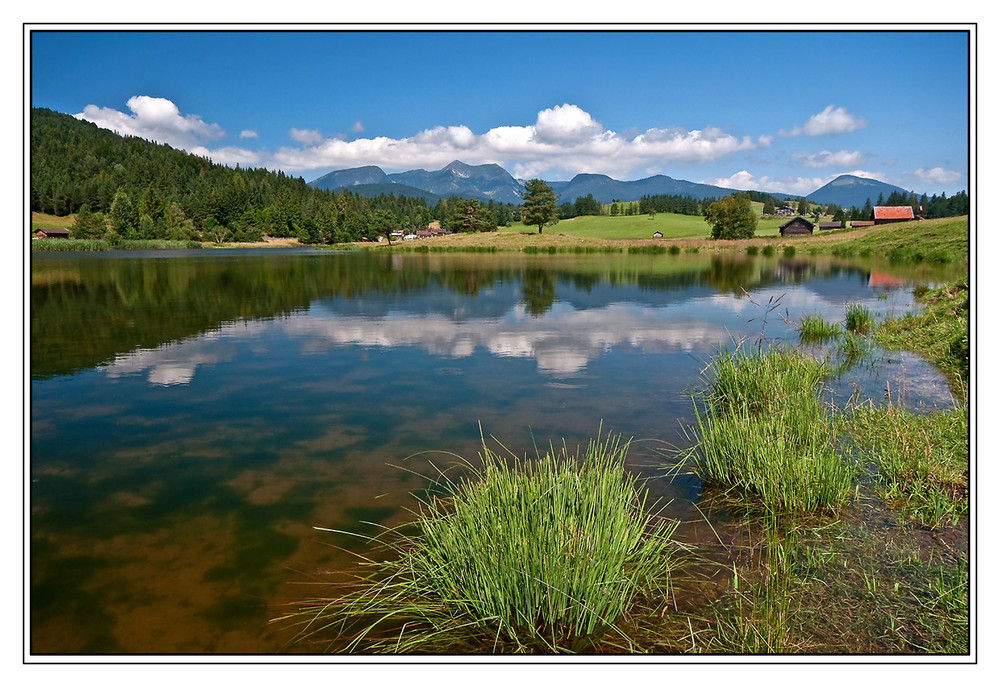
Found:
<box><xmin>502</xmin><ymin>212</ymin><xmax>787</xmax><ymax>240</ymax></box>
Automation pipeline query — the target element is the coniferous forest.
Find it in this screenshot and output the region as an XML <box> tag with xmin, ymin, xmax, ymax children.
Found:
<box><xmin>29</xmin><ymin>108</ymin><xmax>514</xmax><ymax>244</ymax></box>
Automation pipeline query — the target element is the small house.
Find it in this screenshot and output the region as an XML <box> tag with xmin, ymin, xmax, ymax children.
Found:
<box><xmin>850</xmin><ymin>221</ymin><xmax>875</xmax><ymax>229</ymax></box>
<box><xmin>872</xmin><ymin>206</ymin><xmax>914</xmax><ymax>224</ymax></box>
<box><xmin>818</xmin><ymin>222</ymin><xmax>842</xmax><ymax>231</ymax></box>
<box><xmin>779</xmin><ymin>216</ymin><xmax>814</xmax><ymax>236</ymax></box>
<box><xmin>775</xmin><ymin>206</ymin><xmax>795</xmax><ymax>216</ymax></box>
<box><xmin>652</xmin><ymin>231</ymin><xmax>663</xmax><ymax>238</ymax></box>
<box><xmin>33</xmin><ymin>227</ymin><xmax>70</xmax><ymax>239</ymax></box>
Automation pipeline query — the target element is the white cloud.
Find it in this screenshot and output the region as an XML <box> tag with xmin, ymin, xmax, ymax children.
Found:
<box><xmin>70</xmin><ymin>96</ymin><xmax>769</xmax><ymax>181</ymax></box>
<box><xmin>76</xmin><ymin>95</ymin><xmax>225</xmax><ymax>150</ymax></box>
<box><xmin>780</xmin><ymin>105</ymin><xmax>868</xmax><ymax>137</ymax></box>
<box><xmin>792</xmin><ymin>150</ymin><xmax>866</xmax><ymax>168</ymax></box>
<box><xmin>532</xmin><ymin>103</ymin><xmax>604</xmax><ymax>145</ymax></box>
<box><xmin>289</xmin><ymin>128</ymin><xmax>325</xmax><ymax>145</ymax></box>
<box><xmin>914</xmin><ymin>167</ymin><xmax>963</xmax><ymax>186</ymax></box>
<box><xmin>351</xmin><ymin>120</ymin><xmax>365</xmax><ymax>133</ymax></box>
<box><xmin>262</xmin><ymin>103</ymin><xmax>760</xmax><ymax>179</ymax></box>
<box><xmin>703</xmin><ymin>170</ymin><xmax>829</xmax><ymax>197</ymax></box>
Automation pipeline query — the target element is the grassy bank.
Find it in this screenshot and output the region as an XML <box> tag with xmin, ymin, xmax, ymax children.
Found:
<box><xmin>673</xmin><ymin>280</ymin><xmax>970</xmax><ymax>654</ymax></box>
<box><xmin>31</xmin><ymin>238</ymin><xmax>203</xmax><ymax>251</ymax></box>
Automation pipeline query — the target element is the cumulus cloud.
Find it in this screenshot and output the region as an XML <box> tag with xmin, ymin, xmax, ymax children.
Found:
<box><xmin>351</xmin><ymin>120</ymin><xmax>365</xmax><ymax>133</ymax></box>
<box><xmin>76</xmin><ymin>95</ymin><xmax>225</xmax><ymax>150</ymax></box>
<box><xmin>703</xmin><ymin>170</ymin><xmax>829</xmax><ymax>197</ymax></box>
<box><xmin>780</xmin><ymin>105</ymin><xmax>868</xmax><ymax>137</ymax></box>
<box><xmin>792</xmin><ymin>149</ymin><xmax>866</xmax><ymax>168</ymax></box>
<box><xmin>260</xmin><ymin>102</ymin><xmax>762</xmax><ymax>179</ymax></box>
<box><xmin>532</xmin><ymin>103</ymin><xmax>604</xmax><ymax>145</ymax></box>
<box><xmin>914</xmin><ymin>167</ymin><xmax>963</xmax><ymax>186</ymax></box>
<box><xmin>289</xmin><ymin>128</ymin><xmax>325</xmax><ymax>145</ymax></box>
<box><xmin>74</xmin><ymin>96</ymin><xmax>760</xmax><ymax>179</ymax></box>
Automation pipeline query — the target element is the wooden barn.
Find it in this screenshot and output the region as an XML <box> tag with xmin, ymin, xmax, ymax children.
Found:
<box><xmin>872</xmin><ymin>206</ymin><xmax>915</xmax><ymax>224</ymax></box>
<box><xmin>850</xmin><ymin>220</ymin><xmax>875</xmax><ymax>229</ymax></box>
<box><xmin>818</xmin><ymin>221</ymin><xmax>843</xmax><ymax>231</ymax></box>
<box><xmin>779</xmin><ymin>216</ymin><xmax>815</xmax><ymax>236</ymax></box>
<box><xmin>33</xmin><ymin>227</ymin><xmax>70</xmax><ymax>239</ymax></box>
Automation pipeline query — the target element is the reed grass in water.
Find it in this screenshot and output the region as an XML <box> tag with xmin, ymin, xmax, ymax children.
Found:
<box><xmin>276</xmin><ymin>432</ymin><xmax>681</xmax><ymax>653</ymax></box>
<box><xmin>689</xmin><ymin>347</ymin><xmax>855</xmax><ymax>513</ymax></box>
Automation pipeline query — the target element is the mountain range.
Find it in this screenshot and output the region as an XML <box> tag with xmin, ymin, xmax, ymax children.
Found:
<box><xmin>308</xmin><ymin>160</ymin><xmax>915</xmax><ymax>209</ymax></box>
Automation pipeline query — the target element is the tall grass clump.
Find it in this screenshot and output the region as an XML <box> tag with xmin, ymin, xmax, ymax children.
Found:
<box><xmin>844</xmin><ymin>302</ymin><xmax>875</xmax><ymax>334</ymax></box>
<box><xmin>687</xmin><ymin>347</ymin><xmax>854</xmax><ymax>513</ymax></box>
<box><xmin>277</xmin><ymin>432</ymin><xmax>682</xmax><ymax>653</ymax></box>
<box><xmin>798</xmin><ymin>313</ymin><xmax>841</xmax><ymax>344</ymax></box>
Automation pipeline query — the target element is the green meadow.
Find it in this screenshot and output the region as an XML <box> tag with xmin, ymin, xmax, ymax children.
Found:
<box><xmin>501</xmin><ymin>209</ymin><xmax>787</xmax><ymax>240</ymax></box>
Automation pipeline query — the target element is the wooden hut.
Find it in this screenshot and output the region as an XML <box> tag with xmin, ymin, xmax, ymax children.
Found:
<box><xmin>872</xmin><ymin>206</ymin><xmax>914</xmax><ymax>224</ymax></box>
<box><xmin>850</xmin><ymin>221</ymin><xmax>875</xmax><ymax>229</ymax></box>
<box><xmin>818</xmin><ymin>222</ymin><xmax>843</xmax><ymax>231</ymax></box>
<box><xmin>778</xmin><ymin>216</ymin><xmax>814</xmax><ymax>236</ymax></box>
<box><xmin>33</xmin><ymin>227</ymin><xmax>70</xmax><ymax>239</ymax></box>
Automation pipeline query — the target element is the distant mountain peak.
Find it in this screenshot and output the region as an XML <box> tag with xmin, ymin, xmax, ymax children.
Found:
<box><xmin>307</xmin><ymin>163</ymin><xmax>911</xmax><ymax>209</ymax></box>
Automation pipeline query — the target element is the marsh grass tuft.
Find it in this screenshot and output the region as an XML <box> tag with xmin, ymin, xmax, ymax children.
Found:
<box><xmin>844</xmin><ymin>302</ymin><xmax>875</xmax><ymax>334</ymax></box>
<box><xmin>276</xmin><ymin>431</ymin><xmax>682</xmax><ymax>653</ymax></box>
<box><xmin>687</xmin><ymin>347</ymin><xmax>855</xmax><ymax>513</ymax></box>
<box><xmin>798</xmin><ymin>313</ymin><xmax>841</xmax><ymax>343</ymax></box>
<box><xmin>846</xmin><ymin>402</ymin><xmax>968</xmax><ymax>528</ymax></box>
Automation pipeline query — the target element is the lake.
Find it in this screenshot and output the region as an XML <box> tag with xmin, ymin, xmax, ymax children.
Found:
<box><xmin>29</xmin><ymin>248</ymin><xmax>960</xmax><ymax>654</ymax></box>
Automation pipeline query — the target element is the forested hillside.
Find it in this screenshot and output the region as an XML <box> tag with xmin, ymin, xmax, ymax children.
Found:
<box><xmin>29</xmin><ymin>108</ymin><xmax>513</xmax><ymax>243</ymax></box>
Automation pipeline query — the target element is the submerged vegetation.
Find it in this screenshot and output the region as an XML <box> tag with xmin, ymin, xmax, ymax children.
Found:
<box><xmin>276</xmin><ymin>433</ymin><xmax>683</xmax><ymax>653</ymax></box>
<box><xmin>688</xmin><ymin>348</ymin><xmax>854</xmax><ymax>514</ymax></box>
<box><xmin>675</xmin><ymin>278</ymin><xmax>970</xmax><ymax>655</ymax></box>
<box><xmin>281</xmin><ymin>272</ymin><xmax>970</xmax><ymax>654</ymax></box>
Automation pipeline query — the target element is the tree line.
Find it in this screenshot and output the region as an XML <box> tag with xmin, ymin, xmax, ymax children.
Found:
<box><xmin>31</xmin><ymin>108</ymin><xmax>512</xmax><ymax>244</ymax></box>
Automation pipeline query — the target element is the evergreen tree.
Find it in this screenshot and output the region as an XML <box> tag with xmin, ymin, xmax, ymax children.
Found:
<box><xmin>109</xmin><ymin>189</ymin><xmax>138</xmax><ymax>239</ymax></box>
<box><xmin>520</xmin><ymin>179</ymin><xmax>559</xmax><ymax>234</ymax></box>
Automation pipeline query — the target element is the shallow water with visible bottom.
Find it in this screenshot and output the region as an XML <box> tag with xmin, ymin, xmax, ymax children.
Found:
<box><xmin>29</xmin><ymin>248</ymin><xmax>959</xmax><ymax>654</ymax></box>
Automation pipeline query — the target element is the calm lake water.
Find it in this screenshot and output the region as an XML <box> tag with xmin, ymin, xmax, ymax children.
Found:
<box><xmin>29</xmin><ymin>248</ymin><xmax>960</xmax><ymax>654</ymax></box>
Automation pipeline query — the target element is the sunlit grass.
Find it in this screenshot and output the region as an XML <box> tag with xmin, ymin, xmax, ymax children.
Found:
<box><xmin>845</xmin><ymin>402</ymin><xmax>968</xmax><ymax>529</ymax></box>
<box><xmin>687</xmin><ymin>347</ymin><xmax>855</xmax><ymax>514</ymax></box>
<box><xmin>275</xmin><ymin>431</ymin><xmax>682</xmax><ymax>653</ymax></box>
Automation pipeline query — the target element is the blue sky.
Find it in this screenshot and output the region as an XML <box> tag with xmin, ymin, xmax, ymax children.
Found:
<box><xmin>30</xmin><ymin>28</ymin><xmax>972</xmax><ymax>197</ymax></box>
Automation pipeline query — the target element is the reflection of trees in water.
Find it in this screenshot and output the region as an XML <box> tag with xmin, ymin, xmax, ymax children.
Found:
<box><xmin>31</xmin><ymin>251</ymin><xmax>920</xmax><ymax>378</ymax></box>
<box><xmin>520</xmin><ymin>269</ymin><xmax>557</xmax><ymax>317</ymax></box>
<box><xmin>703</xmin><ymin>256</ymin><xmax>769</xmax><ymax>295</ymax></box>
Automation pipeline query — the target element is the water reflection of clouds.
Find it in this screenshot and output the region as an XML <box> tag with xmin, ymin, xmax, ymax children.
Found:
<box><xmin>286</xmin><ymin>302</ymin><xmax>734</xmax><ymax>377</ymax></box>
<box><xmin>99</xmin><ymin>284</ymin><xmax>915</xmax><ymax>384</ymax></box>
<box><xmin>102</xmin><ymin>338</ymin><xmax>238</xmax><ymax>386</ymax></box>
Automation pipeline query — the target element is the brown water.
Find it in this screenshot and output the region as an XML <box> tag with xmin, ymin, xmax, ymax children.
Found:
<box><xmin>29</xmin><ymin>249</ymin><xmax>959</xmax><ymax>655</ymax></box>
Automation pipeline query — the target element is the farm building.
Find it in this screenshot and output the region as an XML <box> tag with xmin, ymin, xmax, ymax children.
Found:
<box><xmin>779</xmin><ymin>216</ymin><xmax>815</xmax><ymax>236</ymax></box>
<box><xmin>818</xmin><ymin>222</ymin><xmax>843</xmax><ymax>231</ymax></box>
<box><xmin>652</xmin><ymin>231</ymin><xmax>663</xmax><ymax>238</ymax></box>
<box><xmin>33</xmin><ymin>227</ymin><xmax>70</xmax><ymax>239</ymax></box>
<box><xmin>850</xmin><ymin>221</ymin><xmax>875</xmax><ymax>228</ymax></box>
<box><xmin>872</xmin><ymin>206</ymin><xmax>915</xmax><ymax>224</ymax></box>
